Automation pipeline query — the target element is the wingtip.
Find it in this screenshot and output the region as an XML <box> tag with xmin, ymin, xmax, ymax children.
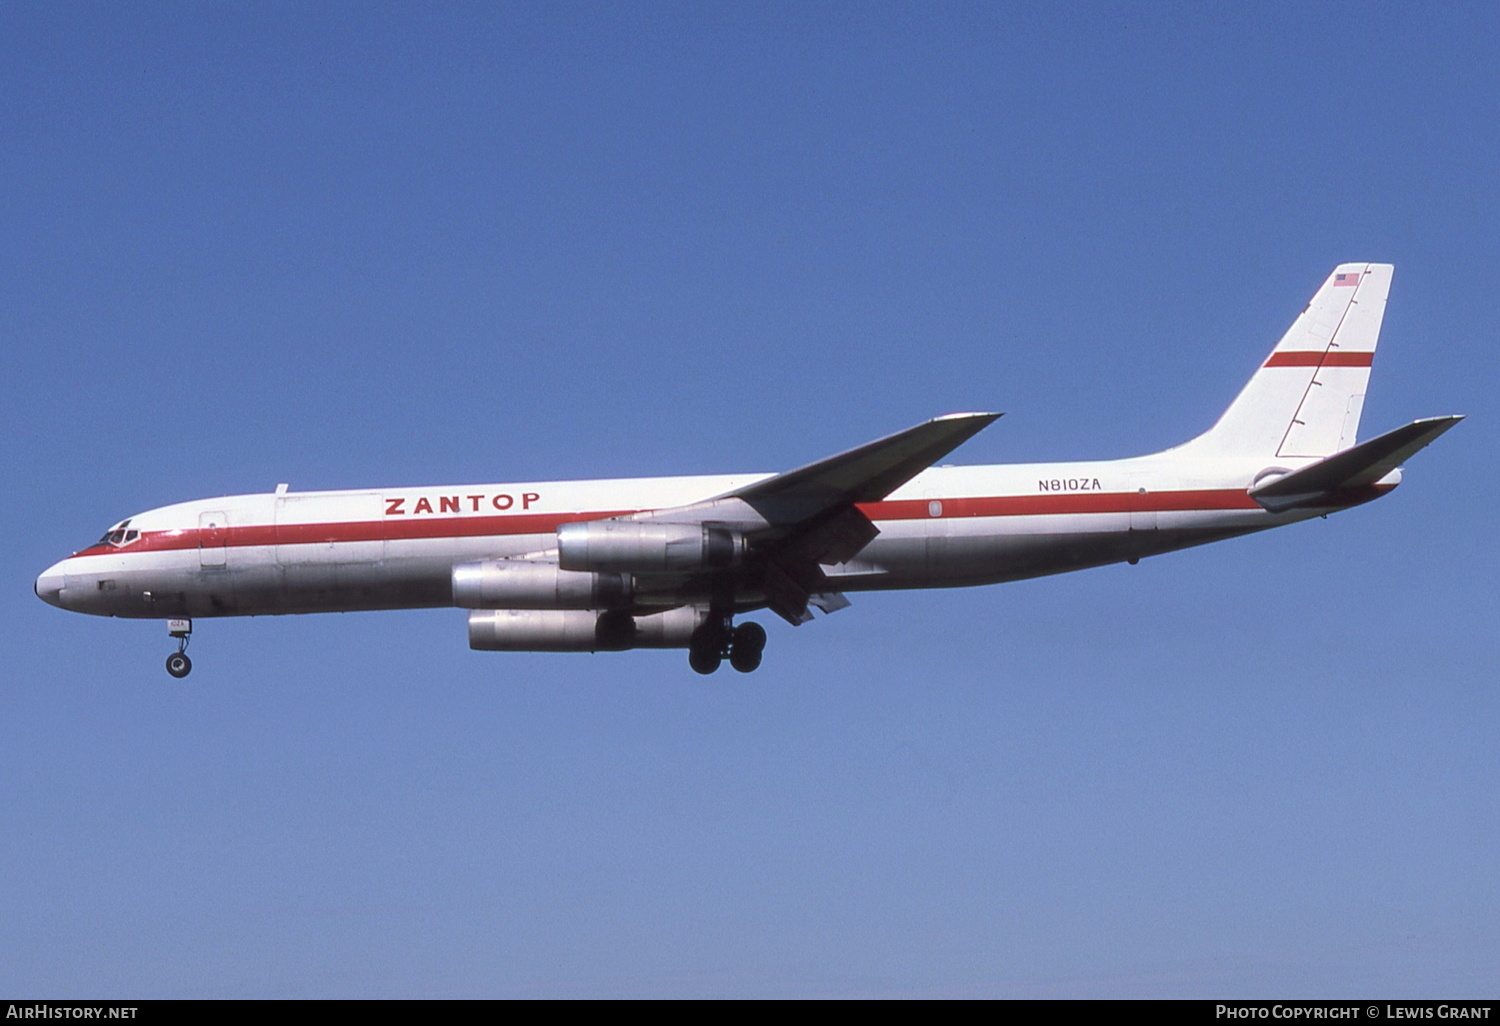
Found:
<box><xmin>935</xmin><ymin>411</ymin><xmax>1003</xmax><ymax>422</ymax></box>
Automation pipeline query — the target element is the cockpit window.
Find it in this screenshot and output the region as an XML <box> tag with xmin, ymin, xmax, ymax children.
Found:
<box><xmin>95</xmin><ymin>521</ymin><xmax>139</xmax><ymax>547</ymax></box>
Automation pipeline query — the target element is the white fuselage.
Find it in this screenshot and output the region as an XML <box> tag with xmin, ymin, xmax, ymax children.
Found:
<box><xmin>34</xmin><ymin>450</ymin><xmax>1357</xmax><ymax>622</ymax></box>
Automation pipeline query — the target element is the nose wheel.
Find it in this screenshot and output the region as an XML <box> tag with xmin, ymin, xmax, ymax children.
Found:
<box><xmin>688</xmin><ymin>619</ymin><xmax>766</xmax><ymax>675</ymax></box>
<box><xmin>165</xmin><ymin>618</ymin><xmax>193</xmax><ymax>678</ymax></box>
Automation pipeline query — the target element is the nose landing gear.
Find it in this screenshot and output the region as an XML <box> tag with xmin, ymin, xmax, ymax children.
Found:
<box><xmin>165</xmin><ymin>618</ymin><xmax>192</xmax><ymax>678</ymax></box>
<box><xmin>688</xmin><ymin>618</ymin><xmax>766</xmax><ymax>675</ymax></box>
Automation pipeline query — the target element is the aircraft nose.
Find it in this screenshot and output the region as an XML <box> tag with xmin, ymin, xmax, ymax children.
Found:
<box><xmin>34</xmin><ymin>563</ymin><xmax>67</xmax><ymax>608</ymax></box>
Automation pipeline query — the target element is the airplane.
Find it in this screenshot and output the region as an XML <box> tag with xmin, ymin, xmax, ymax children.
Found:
<box><xmin>34</xmin><ymin>263</ymin><xmax>1461</xmax><ymax>678</ymax></box>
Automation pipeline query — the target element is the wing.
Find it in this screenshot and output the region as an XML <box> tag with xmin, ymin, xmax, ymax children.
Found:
<box><xmin>629</xmin><ymin>411</ymin><xmax>1001</xmax><ymax>624</ymax></box>
<box><xmin>722</xmin><ymin>411</ymin><xmax>1002</xmax><ymax>521</ymax></box>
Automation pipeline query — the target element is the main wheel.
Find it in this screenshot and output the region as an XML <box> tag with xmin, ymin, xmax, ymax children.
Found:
<box><xmin>729</xmin><ymin>646</ymin><xmax>762</xmax><ymax>673</ymax></box>
<box><xmin>733</xmin><ymin>621</ymin><xmax>766</xmax><ymax>650</ymax></box>
<box><xmin>165</xmin><ymin>652</ymin><xmax>192</xmax><ymax>678</ymax></box>
<box><xmin>729</xmin><ymin>622</ymin><xmax>766</xmax><ymax>673</ymax></box>
<box><xmin>688</xmin><ymin>645</ymin><xmax>722</xmax><ymax>675</ymax></box>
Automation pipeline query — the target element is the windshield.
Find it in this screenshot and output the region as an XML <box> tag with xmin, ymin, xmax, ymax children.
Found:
<box><xmin>94</xmin><ymin>521</ymin><xmax>139</xmax><ymax>547</ymax></box>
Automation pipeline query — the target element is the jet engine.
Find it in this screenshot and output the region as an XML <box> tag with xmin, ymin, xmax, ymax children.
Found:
<box><xmin>557</xmin><ymin>521</ymin><xmax>746</xmax><ymax>574</ymax></box>
<box><xmin>452</xmin><ymin>560</ymin><xmax>631</xmax><ymax>610</ymax></box>
<box><xmin>467</xmin><ymin>606</ymin><xmax>705</xmax><ymax>652</ymax></box>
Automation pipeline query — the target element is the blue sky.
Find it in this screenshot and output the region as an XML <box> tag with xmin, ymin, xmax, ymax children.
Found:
<box><xmin>3</xmin><ymin>2</ymin><xmax>1496</xmax><ymax>997</ymax></box>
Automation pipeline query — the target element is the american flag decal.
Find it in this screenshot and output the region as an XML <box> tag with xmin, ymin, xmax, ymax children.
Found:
<box><xmin>1333</xmin><ymin>271</ymin><xmax>1361</xmax><ymax>287</ymax></box>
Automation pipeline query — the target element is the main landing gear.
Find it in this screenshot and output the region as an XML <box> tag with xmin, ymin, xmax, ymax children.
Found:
<box><xmin>688</xmin><ymin>618</ymin><xmax>767</xmax><ymax>675</ymax></box>
<box><xmin>165</xmin><ymin>618</ymin><xmax>192</xmax><ymax>678</ymax></box>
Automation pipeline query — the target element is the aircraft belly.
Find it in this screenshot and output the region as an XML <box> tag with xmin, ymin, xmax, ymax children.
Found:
<box><xmin>239</xmin><ymin>533</ymin><xmax>551</xmax><ymax>615</ymax></box>
<box><xmin>261</xmin><ymin>537</ymin><xmax>512</xmax><ymax>615</ymax></box>
<box><xmin>90</xmin><ymin>534</ymin><xmax>548</xmax><ymax>618</ymax></box>
<box><xmin>833</xmin><ymin>510</ymin><xmax>1277</xmax><ymax>590</ymax></box>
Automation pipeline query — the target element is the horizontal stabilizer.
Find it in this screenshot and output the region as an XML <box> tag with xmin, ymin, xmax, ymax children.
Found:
<box><xmin>1249</xmin><ymin>416</ymin><xmax>1463</xmax><ymax>512</ymax></box>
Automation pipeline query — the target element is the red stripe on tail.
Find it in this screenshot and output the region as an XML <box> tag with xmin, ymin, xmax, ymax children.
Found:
<box><xmin>1264</xmin><ymin>351</ymin><xmax>1374</xmax><ymax>368</ymax></box>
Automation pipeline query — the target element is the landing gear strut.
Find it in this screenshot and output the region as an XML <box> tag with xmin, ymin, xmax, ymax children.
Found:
<box><xmin>688</xmin><ymin>618</ymin><xmax>766</xmax><ymax>675</ymax></box>
<box><xmin>165</xmin><ymin>618</ymin><xmax>192</xmax><ymax>678</ymax></box>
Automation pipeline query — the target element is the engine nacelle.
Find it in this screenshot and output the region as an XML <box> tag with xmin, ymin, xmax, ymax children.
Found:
<box><xmin>557</xmin><ymin>521</ymin><xmax>745</xmax><ymax>574</ymax></box>
<box><xmin>468</xmin><ymin>606</ymin><xmax>706</xmax><ymax>652</ymax></box>
<box><xmin>451</xmin><ymin>560</ymin><xmax>631</xmax><ymax>610</ymax></box>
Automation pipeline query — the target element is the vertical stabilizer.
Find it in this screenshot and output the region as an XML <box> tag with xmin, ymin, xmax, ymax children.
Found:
<box><xmin>1178</xmin><ymin>263</ymin><xmax>1391</xmax><ymax>458</ymax></box>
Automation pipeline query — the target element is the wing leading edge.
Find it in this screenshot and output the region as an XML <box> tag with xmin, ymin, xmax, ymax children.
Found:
<box><xmin>720</xmin><ymin>411</ymin><xmax>1002</xmax><ymax>522</ymax></box>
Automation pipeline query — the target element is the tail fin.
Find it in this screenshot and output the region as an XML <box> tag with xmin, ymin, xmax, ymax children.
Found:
<box><xmin>1179</xmin><ymin>263</ymin><xmax>1392</xmax><ymax>458</ymax></box>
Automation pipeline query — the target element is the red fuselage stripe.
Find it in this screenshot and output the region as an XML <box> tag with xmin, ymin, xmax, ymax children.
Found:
<box><xmin>72</xmin><ymin>489</ymin><xmax>1268</xmax><ymax>558</ymax></box>
<box><xmin>1263</xmin><ymin>351</ymin><xmax>1374</xmax><ymax>368</ymax></box>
